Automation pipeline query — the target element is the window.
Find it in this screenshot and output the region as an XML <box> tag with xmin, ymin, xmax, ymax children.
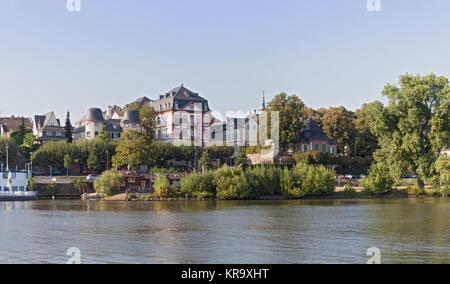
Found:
<box><xmin>95</xmin><ymin>132</ymin><xmax>99</xmax><ymax>137</ymax></box>
<box><xmin>87</xmin><ymin>131</ymin><xmax>91</xmax><ymax>137</ymax></box>
<box><xmin>19</xmin><ymin>186</ymin><xmax>25</xmax><ymax>192</ymax></box>
<box><xmin>303</xmin><ymin>145</ymin><xmax>308</xmax><ymax>152</ymax></box>
<box><xmin>330</xmin><ymin>146</ymin><xmax>335</xmax><ymax>154</ymax></box>
<box><xmin>4</xmin><ymin>186</ymin><xmax>9</xmax><ymax>191</ymax></box>
<box><xmin>322</xmin><ymin>144</ymin><xmax>327</xmax><ymax>153</ymax></box>
<box><xmin>12</xmin><ymin>186</ymin><xmax>18</xmax><ymax>192</ymax></box>
<box><xmin>314</xmin><ymin>144</ymin><xmax>319</xmax><ymax>151</ymax></box>
<box><xmin>128</xmin><ymin>178</ymin><xmax>135</xmax><ymax>183</ymax></box>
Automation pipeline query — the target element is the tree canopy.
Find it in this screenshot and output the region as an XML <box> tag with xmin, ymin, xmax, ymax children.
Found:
<box><xmin>368</xmin><ymin>73</ymin><xmax>450</xmax><ymax>188</ymax></box>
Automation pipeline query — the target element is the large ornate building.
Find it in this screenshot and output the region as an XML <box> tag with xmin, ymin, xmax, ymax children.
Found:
<box><xmin>32</xmin><ymin>112</ymin><xmax>67</xmax><ymax>144</ymax></box>
<box><xmin>74</xmin><ymin>108</ymin><xmax>141</xmax><ymax>141</ymax></box>
<box><xmin>148</xmin><ymin>85</ymin><xmax>213</xmax><ymax>146</ymax></box>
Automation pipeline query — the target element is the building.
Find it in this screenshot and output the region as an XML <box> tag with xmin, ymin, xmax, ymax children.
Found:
<box><xmin>74</xmin><ymin>108</ymin><xmax>142</xmax><ymax>141</ymax></box>
<box><xmin>32</xmin><ymin>112</ymin><xmax>66</xmax><ymax>144</ymax></box>
<box><xmin>0</xmin><ymin>116</ymin><xmax>33</xmax><ymax>137</ymax></box>
<box><xmin>209</xmin><ymin>111</ymin><xmax>259</xmax><ymax>154</ymax></box>
<box><xmin>103</xmin><ymin>105</ymin><xmax>124</xmax><ymax>120</ymax></box>
<box><xmin>148</xmin><ymin>85</ymin><xmax>212</xmax><ymax>146</ymax></box>
<box><xmin>291</xmin><ymin>119</ymin><xmax>337</xmax><ymax>155</ymax></box>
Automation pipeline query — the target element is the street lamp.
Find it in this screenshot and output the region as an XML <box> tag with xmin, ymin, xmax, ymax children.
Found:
<box><xmin>5</xmin><ymin>144</ymin><xmax>9</xmax><ymax>171</ymax></box>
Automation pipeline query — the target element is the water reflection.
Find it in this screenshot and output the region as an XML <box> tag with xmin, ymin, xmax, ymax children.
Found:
<box><xmin>0</xmin><ymin>198</ymin><xmax>448</xmax><ymax>264</ymax></box>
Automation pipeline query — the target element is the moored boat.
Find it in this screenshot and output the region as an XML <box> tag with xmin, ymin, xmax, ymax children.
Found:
<box><xmin>0</xmin><ymin>171</ymin><xmax>38</xmax><ymax>201</ymax></box>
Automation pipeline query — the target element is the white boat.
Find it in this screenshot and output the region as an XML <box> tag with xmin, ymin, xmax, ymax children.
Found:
<box><xmin>0</xmin><ymin>171</ymin><xmax>38</xmax><ymax>201</ymax></box>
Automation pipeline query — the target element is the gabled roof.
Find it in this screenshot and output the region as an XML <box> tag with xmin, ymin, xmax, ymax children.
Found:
<box><xmin>133</xmin><ymin>96</ymin><xmax>152</xmax><ymax>106</ymax></box>
<box><xmin>34</xmin><ymin>112</ymin><xmax>62</xmax><ymax>130</ymax></box>
<box><xmin>294</xmin><ymin>119</ymin><xmax>337</xmax><ymax>145</ymax></box>
<box><xmin>149</xmin><ymin>85</ymin><xmax>210</xmax><ymax>112</ymax></box>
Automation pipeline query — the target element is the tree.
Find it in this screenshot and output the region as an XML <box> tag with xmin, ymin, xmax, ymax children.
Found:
<box><xmin>124</xmin><ymin>103</ymin><xmax>156</xmax><ymax>141</ymax></box>
<box><xmin>64</xmin><ymin>111</ymin><xmax>73</xmax><ymax>143</ymax></box>
<box><xmin>354</xmin><ymin>102</ymin><xmax>380</xmax><ymax>157</ymax></box>
<box><xmin>316</xmin><ymin>106</ymin><xmax>356</xmax><ymax>155</ymax></box>
<box><xmin>94</xmin><ymin>170</ymin><xmax>123</xmax><ymax>197</ymax></box>
<box><xmin>368</xmin><ymin>73</ymin><xmax>450</xmax><ymax>189</ymax></box>
<box><xmin>97</xmin><ymin>125</ymin><xmax>111</xmax><ymax>142</ymax></box>
<box><xmin>10</xmin><ymin>118</ymin><xmax>32</xmax><ymax>146</ymax></box>
<box><xmin>234</xmin><ymin>148</ymin><xmax>249</xmax><ymax>169</ymax></box>
<box><xmin>64</xmin><ymin>154</ymin><xmax>72</xmax><ymax>176</ymax></box>
<box><xmin>198</xmin><ymin>149</ymin><xmax>213</xmax><ymax>171</ymax></box>
<box><xmin>266</xmin><ymin>93</ymin><xmax>306</xmax><ymax>149</ymax></box>
<box><xmin>87</xmin><ymin>150</ymin><xmax>100</xmax><ymax>172</ymax></box>
<box><xmin>112</xmin><ymin>130</ymin><xmax>154</xmax><ymax>169</ymax></box>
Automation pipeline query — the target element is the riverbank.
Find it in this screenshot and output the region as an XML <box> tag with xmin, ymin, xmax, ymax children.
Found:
<box><xmin>102</xmin><ymin>188</ymin><xmax>446</xmax><ymax>202</ymax></box>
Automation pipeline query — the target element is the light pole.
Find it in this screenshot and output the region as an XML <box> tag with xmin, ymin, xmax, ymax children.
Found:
<box><xmin>5</xmin><ymin>144</ymin><xmax>9</xmax><ymax>171</ymax></box>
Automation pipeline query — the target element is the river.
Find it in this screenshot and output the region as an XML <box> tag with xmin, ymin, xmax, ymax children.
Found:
<box><xmin>0</xmin><ymin>198</ymin><xmax>448</xmax><ymax>264</ymax></box>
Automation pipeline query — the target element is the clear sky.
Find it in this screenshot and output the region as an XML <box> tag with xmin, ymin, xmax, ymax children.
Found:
<box><xmin>1</xmin><ymin>0</ymin><xmax>450</xmax><ymax>121</ymax></box>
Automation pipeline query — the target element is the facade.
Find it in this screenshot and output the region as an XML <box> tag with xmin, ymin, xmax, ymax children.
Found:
<box><xmin>209</xmin><ymin>111</ymin><xmax>259</xmax><ymax>154</ymax></box>
<box><xmin>103</xmin><ymin>105</ymin><xmax>124</xmax><ymax>120</ymax></box>
<box><xmin>0</xmin><ymin>116</ymin><xmax>33</xmax><ymax>137</ymax></box>
<box><xmin>148</xmin><ymin>85</ymin><xmax>212</xmax><ymax>146</ymax></box>
<box><xmin>74</xmin><ymin>108</ymin><xmax>141</xmax><ymax>141</ymax></box>
<box><xmin>32</xmin><ymin>112</ymin><xmax>66</xmax><ymax>144</ymax></box>
<box><xmin>291</xmin><ymin>119</ymin><xmax>337</xmax><ymax>155</ymax></box>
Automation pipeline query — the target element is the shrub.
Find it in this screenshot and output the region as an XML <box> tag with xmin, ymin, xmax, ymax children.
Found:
<box><xmin>408</xmin><ymin>185</ymin><xmax>426</xmax><ymax>196</ymax></box>
<box><xmin>245</xmin><ymin>166</ymin><xmax>283</xmax><ymax>196</ymax></box>
<box><xmin>214</xmin><ymin>166</ymin><xmax>250</xmax><ymax>200</ymax></box>
<box><xmin>73</xmin><ymin>177</ymin><xmax>93</xmax><ymax>193</ymax></box>
<box><xmin>361</xmin><ymin>163</ymin><xmax>395</xmax><ymax>195</ymax></box>
<box><xmin>47</xmin><ymin>183</ymin><xmax>58</xmax><ymax>196</ymax></box>
<box><xmin>27</xmin><ymin>178</ymin><xmax>35</xmax><ymax>191</ymax></box>
<box><xmin>293</xmin><ymin>151</ymin><xmax>336</xmax><ymax>166</ymax></box>
<box><xmin>280</xmin><ymin>167</ymin><xmax>304</xmax><ymax>197</ymax></box>
<box><xmin>180</xmin><ymin>171</ymin><xmax>215</xmax><ymax>198</ymax></box>
<box><xmin>154</xmin><ymin>175</ymin><xmax>176</xmax><ymax>197</ymax></box>
<box><xmin>430</xmin><ymin>155</ymin><xmax>450</xmax><ymax>197</ymax></box>
<box><xmin>342</xmin><ymin>184</ymin><xmax>358</xmax><ymax>197</ymax></box>
<box><xmin>94</xmin><ymin>170</ymin><xmax>124</xmax><ymax>197</ymax></box>
<box><xmin>292</xmin><ymin>163</ymin><xmax>335</xmax><ymax>196</ymax></box>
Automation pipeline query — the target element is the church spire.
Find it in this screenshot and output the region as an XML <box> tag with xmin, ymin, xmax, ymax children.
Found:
<box><xmin>262</xmin><ymin>90</ymin><xmax>266</xmax><ymax>109</ymax></box>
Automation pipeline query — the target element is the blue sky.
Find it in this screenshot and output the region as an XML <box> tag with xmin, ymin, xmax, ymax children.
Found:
<box><xmin>1</xmin><ymin>0</ymin><xmax>450</xmax><ymax>121</ymax></box>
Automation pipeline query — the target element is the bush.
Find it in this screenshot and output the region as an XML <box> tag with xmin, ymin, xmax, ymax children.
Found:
<box><xmin>27</xmin><ymin>178</ymin><xmax>35</xmax><ymax>191</ymax></box>
<box><xmin>94</xmin><ymin>170</ymin><xmax>124</xmax><ymax>197</ymax></box>
<box><xmin>430</xmin><ymin>155</ymin><xmax>450</xmax><ymax>196</ymax></box>
<box><xmin>342</xmin><ymin>184</ymin><xmax>358</xmax><ymax>197</ymax></box>
<box><xmin>73</xmin><ymin>177</ymin><xmax>93</xmax><ymax>193</ymax></box>
<box><xmin>180</xmin><ymin>171</ymin><xmax>215</xmax><ymax>198</ymax></box>
<box><xmin>280</xmin><ymin>167</ymin><xmax>303</xmax><ymax>197</ymax></box>
<box><xmin>292</xmin><ymin>163</ymin><xmax>335</xmax><ymax>196</ymax></box>
<box><xmin>214</xmin><ymin>166</ymin><xmax>250</xmax><ymax>200</ymax></box>
<box><xmin>154</xmin><ymin>175</ymin><xmax>176</xmax><ymax>197</ymax></box>
<box><xmin>293</xmin><ymin>151</ymin><xmax>336</xmax><ymax>166</ymax></box>
<box><xmin>245</xmin><ymin>166</ymin><xmax>283</xmax><ymax>196</ymax></box>
<box><xmin>47</xmin><ymin>183</ymin><xmax>58</xmax><ymax>196</ymax></box>
<box><xmin>361</xmin><ymin>163</ymin><xmax>395</xmax><ymax>195</ymax></box>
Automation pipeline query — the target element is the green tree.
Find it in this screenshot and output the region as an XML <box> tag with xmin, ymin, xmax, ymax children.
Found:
<box><xmin>64</xmin><ymin>111</ymin><xmax>73</xmax><ymax>143</ymax></box>
<box><xmin>97</xmin><ymin>125</ymin><xmax>111</xmax><ymax>142</ymax></box>
<box><xmin>354</xmin><ymin>102</ymin><xmax>380</xmax><ymax>157</ymax></box>
<box><xmin>112</xmin><ymin>130</ymin><xmax>154</xmax><ymax>169</ymax></box>
<box><xmin>154</xmin><ymin>175</ymin><xmax>175</xmax><ymax>197</ymax></box>
<box><xmin>198</xmin><ymin>149</ymin><xmax>213</xmax><ymax>170</ymax></box>
<box><xmin>94</xmin><ymin>170</ymin><xmax>123</xmax><ymax>197</ymax></box>
<box><xmin>316</xmin><ymin>106</ymin><xmax>356</xmax><ymax>155</ymax></box>
<box><xmin>64</xmin><ymin>154</ymin><xmax>72</xmax><ymax>176</ymax></box>
<box><xmin>266</xmin><ymin>93</ymin><xmax>306</xmax><ymax>149</ymax></box>
<box><xmin>234</xmin><ymin>148</ymin><xmax>249</xmax><ymax>169</ymax></box>
<box><xmin>368</xmin><ymin>73</ymin><xmax>450</xmax><ymax>189</ymax></box>
<box><xmin>87</xmin><ymin>150</ymin><xmax>100</xmax><ymax>172</ymax></box>
<box><xmin>124</xmin><ymin>103</ymin><xmax>156</xmax><ymax>141</ymax></box>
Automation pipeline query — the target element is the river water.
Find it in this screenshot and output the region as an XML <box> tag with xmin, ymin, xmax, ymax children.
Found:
<box><xmin>0</xmin><ymin>198</ymin><xmax>448</xmax><ymax>264</ymax></box>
